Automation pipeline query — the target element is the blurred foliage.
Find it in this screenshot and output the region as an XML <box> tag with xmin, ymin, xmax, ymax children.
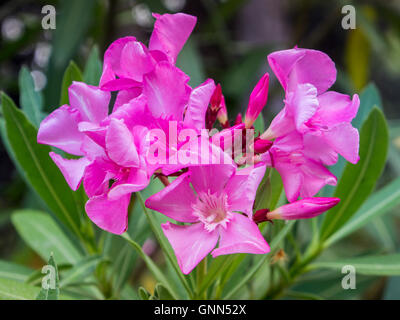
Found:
<box><xmin>0</xmin><ymin>0</ymin><xmax>400</xmax><ymax>300</ymax></box>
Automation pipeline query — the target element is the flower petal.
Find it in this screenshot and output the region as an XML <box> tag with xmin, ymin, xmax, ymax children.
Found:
<box><xmin>162</xmin><ymin>222</ymin><xmax>218</xmax><ymax>274</ymax></box>
<box><xmin>106</xmin><ymin>119</ymin><xmax>139</xmax><ymax>167</ymax></box>
<box><xmin>145</xmin><ymin>172</ymin><xmax>198</xmax><ymax>223</ymax></box>
<box><xmin>37</xmin><ymin>105</ymin><xmax>84</xmax><ymax>156</ymax></box>
<box><xmin>189</xmin><ymin>163</ymin><xmax>236</xmax><ymax>194</ymax></box>
<box><xmin>85</xmin><ymin>193</ymin><xmax>130</xmax><ymax>235</ymax></box>
<box><xmin>68</xmin><ymin>82</ymin><xmax>110</xmax><ymax>123</ymax></box>
<box><xmin>225</xmin><ymin>164</ymin><xmax>266</xmax><ymax>216</ymax></box>
<box><xmin>268</xmin><ymin>48</ymin><xmax>336</xmax><ymax>94</ymax></box>
<box><xmin>143</xmin><ymin>61</ymin><xmax>190</xmax><ymax>121</ymax></box>
<box><xmin>49</xmin><ymin>152</ymin><xmax>90</xmax><ymax>190</ymax></box>
<box><xmin>212</xmin><ymin>213</ymin><xmax>270</xmax><ymax>257</ymax></box>
<box><xmin>184</xmin><ymin>79</ymin><xmax>216</xmax><ymax>131</ymax></box>
<box><xmin>120</xmin><ymin>41</ymin><xmax>155</xmax><ymax>82</ymax></box>
<box><xmin>149</xmin><ymin>13</ymin><xmax>197</xmax><ymax>64</ymax></box>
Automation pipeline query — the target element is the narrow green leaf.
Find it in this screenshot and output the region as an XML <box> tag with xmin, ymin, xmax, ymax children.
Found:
<box><xmin>121</xmin><ymin>233</ymin><xmax>179</xmax><ymax>300</ymax></box>
<box><xmin>154</xmin><ymin>283</ymin><xmax>175</xmax><ymax>300</ymax></box>
<box><xmin>83</xmin><ymin>46</ymin><xmax>102</xmax><ymax>86</ymax></box>
<box><xmin>36</xmin><ymin>254</ymin><xmax>59</xmax><ymax>300</ymax></box>
<box><xmin>325</xmin><ymin>177</ymin><xmax>400</xmax><ymax>246</ymax></box>
<box><xmin>59</xmin><ymin>61</ymin><xmax>83</xmax><ymax>106</ymax></box>
<box><xmin>320</xmin><ymin>107</ymin><xmax>389</xmax><ymax>240</ymax></box>
<box><xmin>313</xmin><ymin>254</ymin><xmax>400</xmax><ymax>276</ymax></box>
<box><xmin>11</xmin><ymin>210</ymin><xmax>82</xmax><ymax>265</ymax></box>
<box><xmin>138</xmin><ymin>287</ymin><xmax>151</xmax><ymax>300</ymax></box>
<box><xmin>18</xmin><ymin>66</ymin><xmax>43</xmax><ymax>127</ymax></box>
<box><xmin>60</xmin><ymin>255</ymin><xmax>102</xmax><ymax>288</ymax></box>
<box><xmin>0</xmin><ymin>260</ymin><xmax>33</xmax><ymax>282</ymax></box>
<box><xmin>1</xmin><ymin>94</ymin><xmax>83</xmax><ymax>237</ymax></box>
<box><xmin>0</xmin><ymin>278</ymin><xmax>40</xmax><ymax>300</ymax></box>
<box><xmin>223</xmin><ymin>221</ymin><xmax>295</xmax><ymax>299</ymax></box>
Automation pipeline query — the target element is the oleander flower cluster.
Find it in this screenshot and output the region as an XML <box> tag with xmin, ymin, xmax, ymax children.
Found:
<box><xmin>37</xmin><ymin>12</ymin><xmax>359</xmax><ymax>274</ymax></box>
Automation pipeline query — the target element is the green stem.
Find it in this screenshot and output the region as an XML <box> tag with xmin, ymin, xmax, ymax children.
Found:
<box><xmin>196</xmin><ymin>257</ymin><xmax>208</xmax><ymax>299</ymax></box>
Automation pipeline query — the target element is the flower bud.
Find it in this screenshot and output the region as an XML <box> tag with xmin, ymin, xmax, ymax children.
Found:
<box><xmin>253</xmin><ymin>138</ymin><xmax>273</xmax><ymax>154</ymax></box>
<box><xmin>245</xmin><ymin>73</ymin><xmax>269</xmax><ymax>128</ymax></box>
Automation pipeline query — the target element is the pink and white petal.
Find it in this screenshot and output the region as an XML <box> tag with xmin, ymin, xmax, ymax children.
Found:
<box><xmin>162</xmin><ymin>222</ymin><xmax>218</xmax><ymax>274</ymax></box>
<box><xmin>145</xmin><ymin>172</ymin><xmax>198</xmax><ymax>223</ymax></box>
<box><xmin>68</xmin><ymin>82</ymin><xmax>110</xmax><ymax>123</ymax></box>
<box><xmin>268</xmin><ymin>48</ymin><xmax>336</xmax><ymax>95</ymax></box>
<box><xmin>184</xmin><ymin>79</ymin><xmax>216</xmax><ymax>131</ymax></box>
<box><xmin>189</xmin><ymin>163</ymin><xmax>236</xmax><ymax>195</ymax></box>
<box><xmin>37</xmin><ymin>105</ymin><xmax>84</xmax><ymax>156</ymax></box>
<box><xmin>149</xmin><ymin>13</ymin><xmax>197</xmax><ymax>64</ymax></box>
<box><xmin>324</xmin><ymin>123</ymin><xmax>360</xmax><ymax>164</ymax></box>
<box><xmin>80</xmin><ymin>136</ymin><xmax>107</xmax><ymax>160</ymax></box>
<box><xmin>100</xmin><ymin>36</ymin><xmax>136</xmax><ymax>88</ymax></box>
<box><xmin>288</xmin><ymin>83</ymin><xmax>319</xmax><ymax>131</ymax></box>
<box><xmin>303</xmin><ymin>133</ymin><xmax>338</xmax><ymax>166</ymax></box>
<box><xmin>300</xmin><ymin>159</ymin><xmax>337</xmax><ymax>198</ymax></box>
<box><xmin>120</xmin><ymin>41</ymin><xmax>155</xmax><ymax>82</ymax></box>
<box><xmin>143</xmin><ymin>61</ymin><xmax>190</xmax><ymax>121</ymax></box>
<box><xmin>49</xmin><ymin>152</ymin><xmax>90</xmax><ymax>190</ymax></box>
<box><xmin>225</xmin><ymin>164</ymin><xmax>266</xmax><ymax>216</ymax></box>
<box><xmin>212</xmin><ymin>214</ymin><xmax>270</xmax><ymax>257</ymax></box>
<box><xmin>86</xmin><ymin>193</ymin><xmax>131</xmax><ymax>235</ymax></box>
<box><xmin>316</xmin><ymin>92</ymin><xmax>360</xmax><ymax>126</ymax></box>
<box><xmin>106</xmin><ymin>119</ymin><xmax>139</xmax><ymax>167</ymax></box>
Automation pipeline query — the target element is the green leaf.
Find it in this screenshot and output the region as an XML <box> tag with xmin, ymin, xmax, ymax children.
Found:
<box><xmin>1</xmin><ymin>94</ymin><xmax>83</xmax><ymax>237</ymax></box>
<box><xmin>0</xmin><ymin>278</ymin><xmax>40</xmax><ymax>300</ymax></box>
<box><xmin>60</xmin><ymin>255</ymin><xmax>102</xmax><ymax>288</ymax></box>
<box><xmin>320</xmin><ymin>107</ymin><xmax>389</xmax><ymax>240</ymax></box>
<box><xmin>121</xmin><ymin>233</ymin><xmax>179</xmax><ymax>300</ymax></box>
<box><xmin>154</xmin><ymin>283</ymin><xmax>175</xmax><ymax>300</ymax></box>
<box><xmin>11</xmin><ymin>210</ymin><xmax>82</xmax><ymax>265</ymax></box>
<box><xmin>0</xmin><ymin>260</ymin><xmax>33</xmax><ymax>282</ymax></box>
<box><xmin>253</xmin><ymin>113</ymin><xmax>264</xmax><ymax>136</ymax></box>
<box><xmin>223</xmin><ymin>221</ymin><xmax>296</xmax><ymax>299</ymax></box>
<box><xmin>325</xmin><ymin>177</ymin><xmax>400</xmax><ymax>246</ymax></box>
<box><xmin>313</xmin><ymin>254</ymin><xmax>400</xmax><ymax>276</ymax></box>
<box><xmin>83</xmin><ymin>46</ymin><xmax>102</xmax><ymax>86</ymax></box>
<box><xmin>138</xmin><ymin>286</ymin><xmax>151</xmax><ymax>300</ymax></box>
<box><xmin>36</xmin><ymin>254</ymin><xmax>60</xmax><ymax>300</ymax></box>
<box><xmin>44</xmin><ymin>0</ymin><xmax>96</xmax><ymax>110</ymax></box>
<box><xmin>59</xmin><ymin>61</ymin><xmax>83</xmax><ymax>106</ymax></box>
<box><xmin>18</xmin><ymin>66</ymin><xmax>43</xmax><ymax>127</ymax></box>
<box><xmin>254</xmin><ymin>168</ymin><xmax>283</xmax><ymax>211</ymax></box>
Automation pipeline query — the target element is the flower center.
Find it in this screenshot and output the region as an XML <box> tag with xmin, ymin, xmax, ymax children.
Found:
<box><xmin>192</xmin><ymin>191</ymin><xmax>231</xmax><ymax>232</ymax></box>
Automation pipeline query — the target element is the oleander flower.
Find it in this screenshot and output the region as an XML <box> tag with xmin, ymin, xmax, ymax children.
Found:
<box><xmin>145</xmin><ymin>163</ymin><xmax>270</xmax><ymax>274</ymax></box>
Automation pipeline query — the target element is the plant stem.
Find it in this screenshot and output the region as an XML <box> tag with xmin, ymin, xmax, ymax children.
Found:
<box><xmin>196</xmin><ymin>257</ymin><xmax>208</xmax><ymax>299</ymax></box>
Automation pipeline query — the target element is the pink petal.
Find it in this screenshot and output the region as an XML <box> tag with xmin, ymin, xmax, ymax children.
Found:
<box><xmin>189</xmin><ymin>163</ymin><xmax>236</xmax><ymax>194</ymax></box>
<box><xmin>268</xmin><ymin>48</ymin><xmax>336</xmax><ymax>95</ymax></box>
<box><xmin>149</xmin><ymin>13</ymin><xmax>197</xmax><ymax>64</ymax></box>
<box><xmin>303</xmin><ymin>133</ymin><xmax>338</xmax><ymax>166</ymax></box>
<box><xmin>106</xmin><ymin>119</ymin><xmax>139</xmax><ymax>167</ymax></box>
<box><xmin>68</xmin><ymin>82</ymin><xmax>110</xmax><ymax>123</ymax></box>
<box><xmin>100</xmin><ymin>78</ymin><xmax>141</xmax><ymax>92</ymax></box>
<box><xmin>287</xmin><ymin>83</ymin><xmax>319</xmax><ymax>131</ymax></box>
<box><xmin>316</xmin><ymin>92</ymin><xmax>360</xmax><ymax>127</ymax></box>
<box><xmin>83</xmin><ymin>158</ymin><xmax>117</xmax><ymax>197</ymax></box>
<box><xmin>184</xmin><ymin>79</ymin><xmax>216</xmax><ymax>131</ymax></box>
<box><xmin>49</xmin><ymin>152</ymin><xmax>90</xmax><ymax>190</ymax></box>
<box><xmin>78</xmin><ymin>122</ymin><xmax>106</xmax><ymax>148</ymax></box>
<box><xmin>143</xmin><ymin>61</ymin><xmax>190</xmax><ymax>121</ymax></box>
<box><xmin>113</xmin><ymin>88</ymin><xmax>142</xmax><ymax>111</ymax></box>
<box><xmin>120</xmin><ymin>41</ymin><xmax>155</xmax><ymax>82</ymax></box>
<box><xmin>85</xmin><ymin>193</ymin><xmax>130</xmax><ymax>234</ymax></box>
<box><xmin>225</xmin><ymin>164</ymin><xmax>266</xmax><ymax>216</ymax></box>
<box><xmin>324</xmin><ymin>123</ymin><xmax>360</xmax><ymax>164</ymax></box>
<box><xmin>245</xmin><ymin>72</ymin><xmax>269</xmax><ymax>128</ymax></box>
<box><xmin>275</xmin><ymin>162</ymin><xmax>303</xmax><ymax>202</ymax></box>
<box><xmin>162</xmin><ymin>222</ymin><xmax>218</xmax><ymax>274</ymax></box>
<box><xmin>145</xmin><ymin>172</ymin><xmax>198</xmax><ymax>223</ymax></box>
<box><xmin>37</xmin><ymin>105</ymin><xmax>84</xmax><ymax>156</ymax></box>
<box><xmin>100</xmin><ymin>36</ymin><xmax>136</xmax><ymax>88</ymax></box>
<box><xmin>262</xmin><ymin>108</ymin><xmax>295</xmax><ymax>140</ymax></box>
<box><xmin>300</xmin><ymin>158</ymin><xmax>337</xmax><ymax>198</ymax></box>
<box><xmin>212</xmin><ymin>214</ymin><xmax>270</xmax><ymax>257</ymax></box>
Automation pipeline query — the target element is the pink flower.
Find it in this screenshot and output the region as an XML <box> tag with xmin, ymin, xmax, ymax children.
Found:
<box><xmin>261</xmin><ymin>48</ymin><xmax>360</xmax><ymax>166</ymax></box>
<box><xmin>145</xmin><ymin>163</ymin><xmax>270</xmax><ymax>274</ymax></box>
<box><xmin>261</xmin><ymin>132</ymin><xmax>337</xmax><ymax>202</ymax></box>
<box><xmin>99</xmin><ymin>13</ymin><xmax>196</xmax><ymax>97</ymax></box>
<box><xmin>245</xmin><ymin>73</ymin><xmax>269</xmax><ymax>129</ymax></box>
<box><xmin>253</xmin><ymin>197</ymin><xmax>340</xmax><ymax>223</ymax></box>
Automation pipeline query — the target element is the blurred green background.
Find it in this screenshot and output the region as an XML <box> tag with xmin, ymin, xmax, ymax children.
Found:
<box><xmin>1</xmin><ymin>0</ymin><xmax>400</xmax><ymax>299</ymax></box>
